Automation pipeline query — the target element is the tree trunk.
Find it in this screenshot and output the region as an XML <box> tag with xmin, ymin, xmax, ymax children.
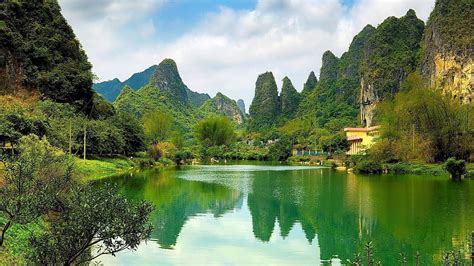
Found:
<box><xmin>0</xmin><ymin>220</ymin><xmax>12</xmax><ymax>246</ymax></box>
<box><xmin>69</xmin><ymin>119</ymin><xmax>72</xmax><ymax>154</ymax></box>
<box><xmin>83</xmin><ymin>122</ymin><xmax>87</xmax><ymax>160</ymax></box>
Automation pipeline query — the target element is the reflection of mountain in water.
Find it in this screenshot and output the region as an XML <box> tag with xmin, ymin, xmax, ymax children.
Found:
<box><xmin>246</xmin><ymin>169</ymin><xmax>474</xmax><ymax>264</ymax></box>
<box><xmin>107</xmin><ymin>170</ymin><xmax>243</xmax><ymax>249</ymax></box>
<box><xmin>105</xmin><ymin>166</ymin><xmax>474</xmax><ymax>264</ymax></box>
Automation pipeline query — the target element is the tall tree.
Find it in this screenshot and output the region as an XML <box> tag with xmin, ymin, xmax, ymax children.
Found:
<box><xmin>143</xmin><ymin>110</ymin><xmax>173</xmax><ymax>144</ymax></box>
<box><xmin>194</xmin><ymin>115</ymin><xmax>236</xmax><ymax>147</ymax></box>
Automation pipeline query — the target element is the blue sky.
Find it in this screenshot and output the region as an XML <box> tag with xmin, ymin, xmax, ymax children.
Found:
<box><xmin>152</xmin><ymin>0</ymin><xmax>256</xmax><ymax>39</ymax></box>
<box><xmin>60</xmin><ymin>0</ymin><xmax>434</xmax><ymax>105</ymax></box>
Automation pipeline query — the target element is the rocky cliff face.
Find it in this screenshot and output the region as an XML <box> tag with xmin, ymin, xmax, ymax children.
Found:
<box><xmin>359</xmin><ymin>10</ymin><xmax>424</xmax><ymax>126</ymax></box>
<box><xmin>150</xmin><ymin>59</ymin><xmax>189</xmax><ymax>103</ymax></box>
<box><xmin>200</xmin><ymin>93</ymin><xmax>245</xmax><ymax>124</ymax></box>
<box><xmin>237</xmin><ymin>99</ymin><xmax>246</xmax><ymax>114</ymax></box>
<box><xmin>248</xmin><ymin>72</ymin><xmax>280</xmax><ymax>130</ymax></box>
<box><xmin>280</xmin><ymin>77</ymin><xmax>300</xmax><ymax>118</ymax></box>
<box><xmin>420</xmin><ymin>0</ymin><xmax>473</xmax><ymax>103</ymax></box>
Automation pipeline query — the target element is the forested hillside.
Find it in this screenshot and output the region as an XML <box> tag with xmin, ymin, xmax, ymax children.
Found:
<box><xmin>249</xmin><ymin>9</ymin><xmax>425</xmax><ymax>131</ymax></box>
<box><xmin>0</xmin><ymin>0</ymin><xmax>94</xmax><ymax>110</ymax></box>
<box><xmin>114</xmin><ymin>59</ymin><xmax>243</xmax><ymax>134</ymax></box>
<box><xmin>200</xmin><ymin>92</ymin><xmax>245</xmax><ymax>125</ymax></box>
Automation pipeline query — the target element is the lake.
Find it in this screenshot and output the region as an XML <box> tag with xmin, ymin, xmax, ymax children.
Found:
<box><xmin>98</xmin><ymin>162</ymin><xmax>474</xmax><ymax>265</ymax></box>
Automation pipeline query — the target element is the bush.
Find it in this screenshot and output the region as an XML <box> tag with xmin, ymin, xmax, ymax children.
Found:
<box><xmin>157</xmin><ymin>157</ymin><xmax>174</xmax><ymax>166</ymax></box>
<box><xmin>268</xmin><ymin>137</ymin><xmax>292</xmax><ymax>161</ymax></box>
<box><xmin>354</xmin><ymin>160</ymin><xmax>383</xmax><ymax>174</ymax></box>
<box><xmin>174</xmin><ymin>149</ymin><xmax>194</xmax><ymax>164</ymax></box>
<box><xmin>132</xmin><ymin>158</ymin><xmax>155</xmax><ymax>169</ymax></box>
<box><xmin>288</xmin><ymin>155</ymin><xmax>311</xmax><ymax>163</ymax></box>
<box><xmin>387</xmin><ymin>162</ymin><xmax>410</xmax><ymax>174</ymax></box>
<box><xmin>386</xmin><ymin>162</ymin><xmax>445</xmax><ymax>176</ymax></box>
<box><xmin>148</xmin><ymin>142</ymin><xmax>177</xmax><ymax>161</ymax></box>
<box><xmin>444</xmin><ymin>157</ymin><xmax>466</xmax><ymax>181</ymax></box>
<box><xmin>465</xmin><ymin>171</ymin><xmax>474</xmax><ymax>179</ymax></box>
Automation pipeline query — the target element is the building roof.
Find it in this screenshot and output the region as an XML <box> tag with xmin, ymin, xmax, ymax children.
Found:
<box><xmin>347</xmin><ymin>136</ymin><xmax>363</xmax><ymax>141</ymax></box>
<box><xmin>344</xmin><ymin>126</ymin><xmax>380</xmax><ymax>132</ymax></box>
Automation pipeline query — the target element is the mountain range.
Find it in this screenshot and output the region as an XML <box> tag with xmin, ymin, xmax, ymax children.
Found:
<box><xmin>1</xmin><ymin>0</ymin><xmax>471</xmax><ymax>136</ymax></box>
<box><xmin>248</xmin><ymin>1</ymin><xmax>472</xmax><ymax>132</ymax></box>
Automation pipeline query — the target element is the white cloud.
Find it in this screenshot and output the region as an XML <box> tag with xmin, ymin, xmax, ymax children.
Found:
<box><xmin>59</xmin><ymin>0</ymin><xmax>434</xmax><ymax>105</ymax></box>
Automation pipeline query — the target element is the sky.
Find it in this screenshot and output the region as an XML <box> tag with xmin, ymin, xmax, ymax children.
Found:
<box><xmin>59</xmin><ymin>0</ymin><xmax>435</xmax><ymax>106</ymax></box>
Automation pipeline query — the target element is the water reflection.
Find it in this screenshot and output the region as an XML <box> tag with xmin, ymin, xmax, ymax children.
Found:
<box><xmin>103</xmin><ymin>165</ymin><xmax>474</xmax><ymax>264</ymax></box>
<box><xmin>108</xmin><ymin>169</ymin><xmax>243</xmax><ymax>249</ymax></box>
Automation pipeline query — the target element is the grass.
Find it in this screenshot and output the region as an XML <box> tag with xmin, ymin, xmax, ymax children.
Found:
<box><xmin>74</xmin><ymin>156</ymin><xmax>137</xmax><ymax>181</ymax></box>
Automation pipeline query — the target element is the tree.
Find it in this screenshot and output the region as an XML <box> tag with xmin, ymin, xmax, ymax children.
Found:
<box><xmin>444</xmin><ymin>158</ymin><xmax>466</xmax><ymax>181</ymax></box>
<box><xmin>194</xmin><ymin>116</ymin><xmax>236</xmax><ymax>147</ymax></box>
<box><xmin>268</xmin><ymin>137</ymin><xmax>292</xmax><ymax>161</ymax></box>
<box><xmin>378</xmin><ymin>73</ymin><xmax>473</xmax><ymax>162</ymax></box>
<box><xmin>143</xmin><ymin>110</ymin><xmax>173</xmax><ymax>144</ymax></box>
<box><xmin>320</xmin><ymin>134</ymin><xmax>350</xmax><ymax>154</ymax></box>
<box><xmin>28</xmin><ymin>183</ymin><xmax>154</xmax><ymax>265</ymax></box>
<box><xmin>0</xmin><ymin>135</ymin><xmax>73</xmax><ymax>246</ymax></box>
<box><xmin>110</xmin><ymin>112</ymin><xmax>146</xmax><ymax>155</ymax></box>
<box><xmin>83</xmin><ymin>120</ymin><xmax>124</xmax><ymax>156</ymax></box>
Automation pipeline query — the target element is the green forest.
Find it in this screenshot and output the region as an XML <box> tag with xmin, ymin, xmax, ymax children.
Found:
<box><xmin>0</xmin><ymin>0</ymin><xmax>473</xmax><ymax>264</ymax></box>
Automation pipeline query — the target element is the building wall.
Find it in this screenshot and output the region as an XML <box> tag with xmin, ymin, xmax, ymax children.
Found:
<box><xmin>346</xmin><ymin>130</ymin><xmax>379</xmax><ymax>155</ymax></box>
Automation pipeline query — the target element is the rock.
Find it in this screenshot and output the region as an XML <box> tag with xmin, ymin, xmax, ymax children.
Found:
<box><xmin>150</xmin><ymin>59</ymin><xmax>189</xmax><ymax>103</ymax></box>
<box><xmin>420</xmin><ymin>0</ymin><xmax>473</xmax><ymax>103</ymax></box>
<box><xmin>237</xmin><ymin>99</ymin><xmax>246</xmax><ymax>114</ymax></box>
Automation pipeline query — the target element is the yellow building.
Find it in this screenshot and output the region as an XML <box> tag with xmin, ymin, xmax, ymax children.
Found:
<box><xmin>344</xmin><ymin>126</ymin><xmax>380</xmax><ymax>155</ymax></box>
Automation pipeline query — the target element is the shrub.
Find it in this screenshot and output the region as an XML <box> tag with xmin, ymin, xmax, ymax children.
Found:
<box><xmin>132</xmin><ymin>158</ymin><xmax>155</xmax><ymax>169</ymax></box>
<box><xmin>157</xmin><ymin>157</ymin><xmax>174</xmax><ymax>166</ymax></box>
<box><xmin>148</xmin><ymin>144</ymin><xmax>162</xmax><ymax>160</ymax></box>
<box><xmin>387</xmin><ymin>162</ymin><xmax>410</xmax><ymax>174</ymax></box>
<box><xmin>174</xmin><ymin>149</ymin><xmax>194</xmax><ymax>164</ymax></box>
<box><xmin>444</xmin><ymin>157</ymin><xmax>466</xmax><ymax>181</ymax></box>
<box><xmin>148</xmin><ymin>142</ymin><xmax>177</xmax><ymax>161</ymax></box>
<box><xmin>354</xmin><ymin>160</ymin><xmax>383</xmax><ymax>174</ymax></box>
<box><xmin>288</xmin><ymin>155</ymin><xmax>311</xmax><ymax>163</ymax></box>
<box><xmin>465</xmin><ymin>171</ymin><xmax>474</xmax><ymax>179</ymax></box>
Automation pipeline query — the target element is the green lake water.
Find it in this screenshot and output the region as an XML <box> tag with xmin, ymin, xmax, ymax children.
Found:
<box><xmin>98</xmin><ymin>162</ymin><xmax>474</xmax><ymax>265</ymax></box>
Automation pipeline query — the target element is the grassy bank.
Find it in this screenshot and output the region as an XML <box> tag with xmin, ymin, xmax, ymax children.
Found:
<box><xmin>74</xmin><ymin>156</ymin><xmax>178</xmax><ymax>181</ymax></box>
<box><xmin>74</xmin><ymin>157</ymin><xmax>137</xmax><ymax>181</ymax></box>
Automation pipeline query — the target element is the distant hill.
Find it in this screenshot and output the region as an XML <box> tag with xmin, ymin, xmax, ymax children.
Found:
<box><xmin>94</xmin><ymin>64</ymin><xmax>211</xmax><ymax>105</ymax></box>
<box><xmin>93</xmin><ymin>65</ymin><xmax>158</xmax><ymax>102</ymax></box>
<box><xmin>114</xmin><ymin>59</ymin><xmax>239</xmax><ymax>134</ymax></box>
<box><xmin>200</xmin><ymin>92</ymin><xmax>246</xmax><ymax>124</ymax></box>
